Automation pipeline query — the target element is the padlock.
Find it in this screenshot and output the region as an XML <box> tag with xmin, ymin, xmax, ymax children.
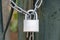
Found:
<box><xmin>23</xmin><ymin>10</ymin><xmax>39</xmax><ymax>32</ymax></box>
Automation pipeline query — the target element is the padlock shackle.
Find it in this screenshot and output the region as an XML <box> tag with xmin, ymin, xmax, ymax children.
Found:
<box><xmin>25</xmin><ymin>10</ymin><xmax>38</xmax><ymax>20</ymax></box>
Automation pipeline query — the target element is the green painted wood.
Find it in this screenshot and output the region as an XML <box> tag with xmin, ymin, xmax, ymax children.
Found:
<box><xmin>18</xmin><ymin>0</ymin><xmax>27</xmax><ymax>40</ymax></box>
<box><xmin>0</xmin><ymin>0</ymin><xmax>3</xmax><ymax>40</ymax></box>
<box><xmin>35</xmin><ymin>0</ymin><xmax>60</xmax><ymax>40</ymax></box>
<box><xmin>35</xmin><ymin>7</ymin><xmax>45</xmax><ymax>40</ymax></box>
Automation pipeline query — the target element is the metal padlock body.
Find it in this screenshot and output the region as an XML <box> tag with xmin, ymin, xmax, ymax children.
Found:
<box><xmin>23</xmin><ymin>10</ymin><xmax>39</xmax><ymax>32</ymax></box>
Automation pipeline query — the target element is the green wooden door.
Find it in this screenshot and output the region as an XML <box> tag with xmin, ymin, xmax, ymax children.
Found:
<box><xmin>35</xmin><ymin>0</ymin><xmax>60</xmax><ymax>40</ymax></box>
<box><xmin>18</xmin><ymin>0</ymin><xmax>60</xmax><ymax>40</ymax></box>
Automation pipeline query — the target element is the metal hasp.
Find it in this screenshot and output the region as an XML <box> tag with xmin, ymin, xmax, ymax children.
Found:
<box><xmin>35</xmin><ymin>0</ymin><xmax>60</xmax><ymax>40</ymax></box>
<box><xmin>0</xmin><ymin>0</ymin><xmax>3</xmax><ymax>40</ymax></box>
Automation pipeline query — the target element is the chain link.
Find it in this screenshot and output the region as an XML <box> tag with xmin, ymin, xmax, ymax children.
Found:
<box><xmin>34</xmin><ymin>0</ymin><xmax>43</xmax><ymax>11</ymax></box>
<box><xmin>29</xmin><ymin>32</ymin><xmax>34</xmax><ymax>40</ymax></box>
<box><xmin>35</xmin><ymin>0</ymin><xmax>43</xmax><ymax>8</ymax></box>
<box><xmin>26</xmin><ymin>32</ymin><xmax>34</xmax><ymax>40</ymax></box>
<box><xmin>10</xmin><ymin>0</ymin><xmax>27</xmax><ymax>14</ymax></box>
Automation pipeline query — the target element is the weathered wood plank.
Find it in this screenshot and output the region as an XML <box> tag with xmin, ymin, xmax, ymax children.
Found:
<box><xmin>43</xmin><ymin>0</ymin><xmax>60</xmax><ymax>40</ymax></box>
<box><xmin>2</xmin><ymin>0</ymin><xmax>10</xmax><ymax>40</ymax></box>
<box><xmin>18</xmin><ymin>0</ymin><xmax>26</xmax><ymax>40</ymax></box>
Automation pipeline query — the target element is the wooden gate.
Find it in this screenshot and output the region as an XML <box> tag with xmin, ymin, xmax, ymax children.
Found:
<box><xmin>0</xmin><ymin>0</ymin><xmax>60</xmax><ymax>40</ymax></box>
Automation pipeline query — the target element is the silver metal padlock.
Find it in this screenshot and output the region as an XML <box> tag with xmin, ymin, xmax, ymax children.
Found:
<box><xmin>23</xmin><ymin>10</ymin><xmax>39</xmax><ymax>32</ymax></box>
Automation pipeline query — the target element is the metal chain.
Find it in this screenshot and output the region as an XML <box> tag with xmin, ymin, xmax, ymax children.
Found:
<box><xmin>10</xmin><ymin>0</ymin><xmax>43</xmax><ymax>14</ymax></box>
<box><xmin>10</xmin><ymin>0</ymin><xmax>27</xmax><ymax>14</ymax></box>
